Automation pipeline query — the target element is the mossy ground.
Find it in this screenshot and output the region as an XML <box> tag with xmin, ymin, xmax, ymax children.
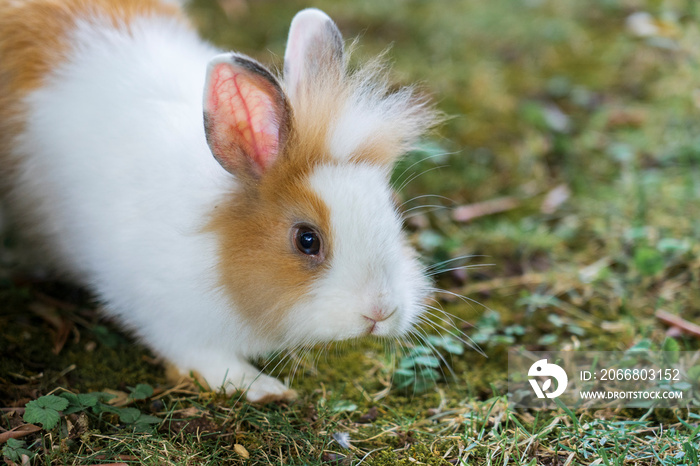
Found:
<box><xmin>2</xmin><ymin>0</ymin><xmax>700</xmax><ymax>464</ymax></box>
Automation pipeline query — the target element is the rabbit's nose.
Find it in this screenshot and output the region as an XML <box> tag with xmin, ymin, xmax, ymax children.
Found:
<box><xmin>363</xmin><ymin>306</ymin><xmax>398</xmax><ymax>334</ymax></box>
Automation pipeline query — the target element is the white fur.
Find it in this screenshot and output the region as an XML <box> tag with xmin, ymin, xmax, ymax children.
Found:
<box><xmin>283</xmin><ymin>8</ymin><xmax>335</xmax><ymax>101</ymax></box>
<box><xmin>11</xmin><ymin>15</ymin><xmax>288</xmax><ymax>400</ymax></box>
<box><xmin>6</xmin><ymin>7</ymin><xmax>433</xmax><ymax>401</ymax></box>
<box><xmin>278</xmin><ymin>163</ymin><xmax>430</xmax><ymax>347</ymax></box>
<box><xmin>329</xmin><ymin>77</ymin><xmax>432</xmax><ymax>162</ymax></box>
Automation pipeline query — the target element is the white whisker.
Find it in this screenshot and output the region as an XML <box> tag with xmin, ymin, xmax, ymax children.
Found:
<box><xmin>400</xmin><ymin>194</ymin><xmax>456</xmax><ymax>208</ymax></box>
<box><xmin>423</xmin><ymin>254</ymin><xmax>489</xmax><ymax>272</ymax></box>
<box><xmin>396</xmin><ymin>164</ymin><xmax>448</xmax><ymax>193</ymax></box>
<box><xmin>426</xmin><ymin>263</ymin><xmax>495</xmax><ymax>277</ymax></box>
<box><xmin>392</xmin><ymin>150</ymin><xmax>458</xmax><ymax>190</ymax></box>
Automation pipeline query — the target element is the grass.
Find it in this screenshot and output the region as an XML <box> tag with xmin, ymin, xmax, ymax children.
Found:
<box><xmin>2</xmin><ymin>0</ymin><xmax>700</xmax><ymax>464</ymax></box>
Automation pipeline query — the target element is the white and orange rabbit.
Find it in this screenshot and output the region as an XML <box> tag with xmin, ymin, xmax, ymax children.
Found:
<box><xmin>0</xmin><ymin>0</ymin><xmax>436</xmax><ymax>402</ymax></box>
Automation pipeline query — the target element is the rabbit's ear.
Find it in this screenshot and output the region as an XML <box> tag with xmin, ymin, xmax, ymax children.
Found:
<box><xmin>203</xmin><ymin>54</ymin><xmax>291</xmax><ymax>178</ymax></box>
<box><xmin>284</xmin><ymin>8</ymin><xmax>344</xmax><ymax>99</ymax></box>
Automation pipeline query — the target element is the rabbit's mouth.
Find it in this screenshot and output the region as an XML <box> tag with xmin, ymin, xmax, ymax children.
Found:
<box><xmin>362</xmin><ymin>307</ymin><xmax>399</xmax><ymax>336</ymax></box>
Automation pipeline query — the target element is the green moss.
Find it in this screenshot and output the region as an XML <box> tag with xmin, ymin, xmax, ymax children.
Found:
<box><xmin>368</xmin><ymin>444</ymin><xmax>451</xmax><ymax>466</ymax></box>
<box><xmin>0</xmin><ymin>285</ymin><xmax>165</xmax><ymax>402</ymax></box>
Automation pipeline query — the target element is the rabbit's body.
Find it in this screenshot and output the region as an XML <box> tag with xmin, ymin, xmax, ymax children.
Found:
<box><xmin>0</xmin><ymin>0</ymin><xmax>435</xmax><ymax>402</ymax></box>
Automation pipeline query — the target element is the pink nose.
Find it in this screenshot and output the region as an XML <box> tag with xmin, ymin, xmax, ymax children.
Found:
<box><xmin>363</xmin><ymin>307</ymin><xmax>397</xmax><ymax>334</ymax></box>
<box><xmin>367</xmin><ymin>306</ymin><xmax>396</xmax><ymax>322</ymax></box>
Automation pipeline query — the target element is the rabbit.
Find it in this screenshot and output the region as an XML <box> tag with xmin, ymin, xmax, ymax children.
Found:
<box><xmin>0</xmin><ymin>0</ymin><xmax>437</xmax><ymax>402</ymax></box>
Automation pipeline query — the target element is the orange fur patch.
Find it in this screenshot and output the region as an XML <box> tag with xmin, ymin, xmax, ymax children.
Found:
<box><xmin>349</xmin><ymin>135</ymin><xmax>411</xmax><ymax>168</ymax></box>
<box><xmin>285</xmin><ymin>55</ymin><xmax>434</xmax><ymax>169</ymax></box>
<box><xmin>164</xmin><ymin>361</ymin><xmax>212</xmax><ymax>391</ymax></box>
<box><xmin>0</xmin><ymin>0</ymin><xmax>183</xmax><ymax>168</ymax></box>
<box><xmin>206</xmin><ymin>130</ymin><xmax>335</xmax><ymax>340</ymax></box>
<box><xmin>0</xmin><ymin>0</ymin><xmax>182</xmax><ymax>94</ymax></box>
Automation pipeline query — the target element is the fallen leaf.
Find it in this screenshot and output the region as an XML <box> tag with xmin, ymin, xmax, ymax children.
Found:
<box><xmin>452</xmin><ymin>197</ymin><xmax>519</xmax><ymax>223</ymax></box>
<box><xmin>656</xmin><ymin>310</ymin><xmax>700</xmax><ymax>338</ymax></box>
<box><xmin>102</xmin><ymin>389</ymin><xmax>129</xmax><ymax>407</ymax></box>
<box><xmin>27</xmin><ymin>302</ymin><xmax>74</xmax><ymax>355</ymax></box>
<box><xmin>0</xmin><ymin>424</ymin><xmax>41</xmax><ymax>444</ymax></box>
<box><xmin>540</xmin><ymin>184</ymin><xmax>570</xmax><ymax>214</ymax></box>
<box><xmin>606</xmin><ymin>108</ymin><xmax>646</xmax><ymax>129</ymax></box>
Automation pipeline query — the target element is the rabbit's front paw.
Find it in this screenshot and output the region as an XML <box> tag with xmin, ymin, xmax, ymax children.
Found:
<box><xmin>167</xmin><ymin>357</ymin><xmax>296</xmax><ymax>403</ymax></box>
<box><xmin>243</xmin><ymin>373</ymin><xmax>297</xmax><ymax>403</ymax></box>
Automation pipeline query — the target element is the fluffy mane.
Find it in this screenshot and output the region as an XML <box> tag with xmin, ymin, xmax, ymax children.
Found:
<box><xmin>282</xmin><ymin>42</ymin><xmax>439</xmax><ymax>169</ymax></box>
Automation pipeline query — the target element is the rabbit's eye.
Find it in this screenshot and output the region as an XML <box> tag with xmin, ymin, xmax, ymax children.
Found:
<box><xmin>294</xmin><ymin>226</ymin><xmax>321</xmax><ymax>256</ymax></box>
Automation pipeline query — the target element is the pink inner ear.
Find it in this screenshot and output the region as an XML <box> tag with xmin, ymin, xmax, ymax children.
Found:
<box><xmin>207</xmin><ymin>63</ymin><xmax>280</xmax><ymax>172</ymax></box>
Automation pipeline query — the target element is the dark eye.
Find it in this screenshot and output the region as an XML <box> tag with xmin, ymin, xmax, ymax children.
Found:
<box><xmin>294</xmin><ymin>226</ymin><xmax>321</xmax><ymax>256</ymax></box>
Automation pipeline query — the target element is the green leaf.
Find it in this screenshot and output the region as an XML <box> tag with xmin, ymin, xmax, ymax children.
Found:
<box><xmin>128</xmin><ymin>383</ymin><xmax>154</xmax><ymax>400</ymax></box>
<box><xmin>537</xmin><ymin>334</ymin><xmax>558</xmax><ymax>345</ymax></box>
<box><xmin>399</xmin><ymin>354</ymin><xmax>440</xmax><ymax>369</ymax></box>
<box><xmin>491</xmin><ymin>335</ymin><xmax>515</xmax><ymax>345</ymax></box>
<box><xmin>687</xmin><ymin>365</ymin><xmax>700</xmax><ymax>384</ymax></box>
<box><xmin>135</xmin><ymin>414</ymin><xmax>162</xmax><ymax>424</ymax></box>
<box><xmin>31</xmin><ymin>394</ymin><xmax>68</xmax><ymax>411</ymax></box>
<box><xmin>662</xmin><ymin>337</ymin><xmax>680</xmax><ymax>353</ymax></box>
<box><xmin>2</xmin><ymin>439</ymin><xmax>35</xmax><ymax>463</ymax></box>
<box><xmin>118</xmin><ymin>407</ymin><xmax>142</xmax><ymax>424</ymax></box>
<box><xmin>417</xmin><ymin>367</ymin><xmax>440</xmax><ymax>381</ymax></box>
<box><xmin>412</xmin><ymin>379</ymin><xmax>435</xmax><ymax>393</ymax></box>
<box><xmin>332</xmin><ymin>400</ymin><xmax>358</xmax><ymax>413</ymax></box>
<box><xmin>567</xmin><ymin>324</ymin><xmax>586</xmax><ymax>336</ymax></box>
<box><xmin>624</xmin><ymin>226</ymin><xmax>650</xmax><ymax>242</ymax></box>
<box><xmin>427</xmin><ymin>335</ymin><xmax>464</xmax><ymax>355</ymax></box>
<box><xmin>417</xmin><ymin>230</ymin><xmax>445</xmax><ymax>252</ymax></box>
<box><xmin>414</xmin><ymin>370</ymin><xmax>440</xmax><ymax>393</ymax></box>
<box><xmin>394</xmin><ymin>378</ymin><xmax>415</xmax><ymax>390</ymax></box>
<box><xmin>657</xmin><ymin>238</ymin><xmax>690</xmax><ymax>254</ymax></box>
<box><xmin>547</xmin><ymin>314</ymin><xmax>565</xmax><ymax>328</ymax></box>
<box><xmin>634</xmin><ymin>246</ymin><xmax>665</xmax><ymax>276</ymax></box>
<box><xmin>394</xmin><ymin>368</ymin><xmax>416</xmax><ymax>377</ymax></box>
<box><xmin>411</xmin><ymin>355</ymin><xmax>441</xmax><ymax>368</ymax></box>
<box><xmin>24</xmin><ymin>395</ymin><xmax>70</xmax><ymax>430</ymax></box>
<box><xmin>662</xmin><ymin>338</ymin><xmax>680</xmax><ymax>364</ymax></box>
<box><xmin>393</xmin><ymin>369</ymin><xmax>416</xmax><ymax>389</ymax></box>
<box><xmin>92</xmin><ymin>401</ymin><xmax>120</xmax><ymax>415</ymax></box>
<box><xmin>672</xmin><ymin>382</ymin><xmax>692</xmax><ymax>391</ymax></box>
<box><xmin>61</xmin><ymin>392</ymin><xmax>104</xmax><ymax>415</ymax></box>
<box><xmin>132</xmin><ymin>423</ymin><xmax>157</xmax><ymax>434</ymax></box>
<box><xmin>504</xmin><ymin>325</ymin><xmax>526</xmax><ymax>336</ymax></box>
<box><xmin>626</xmin><ymin>339</ymin><xmax>653</xmax><ymax>353</ymax></box>
<box><xmin>408</xmin><ymin>346</ymin><xmax>434</xmax><ymax>358</ymax></box>
<box><xmin>476</xmin><ymin>310</ymin><xmax>501</xmax><ymax>328</ymax></box>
